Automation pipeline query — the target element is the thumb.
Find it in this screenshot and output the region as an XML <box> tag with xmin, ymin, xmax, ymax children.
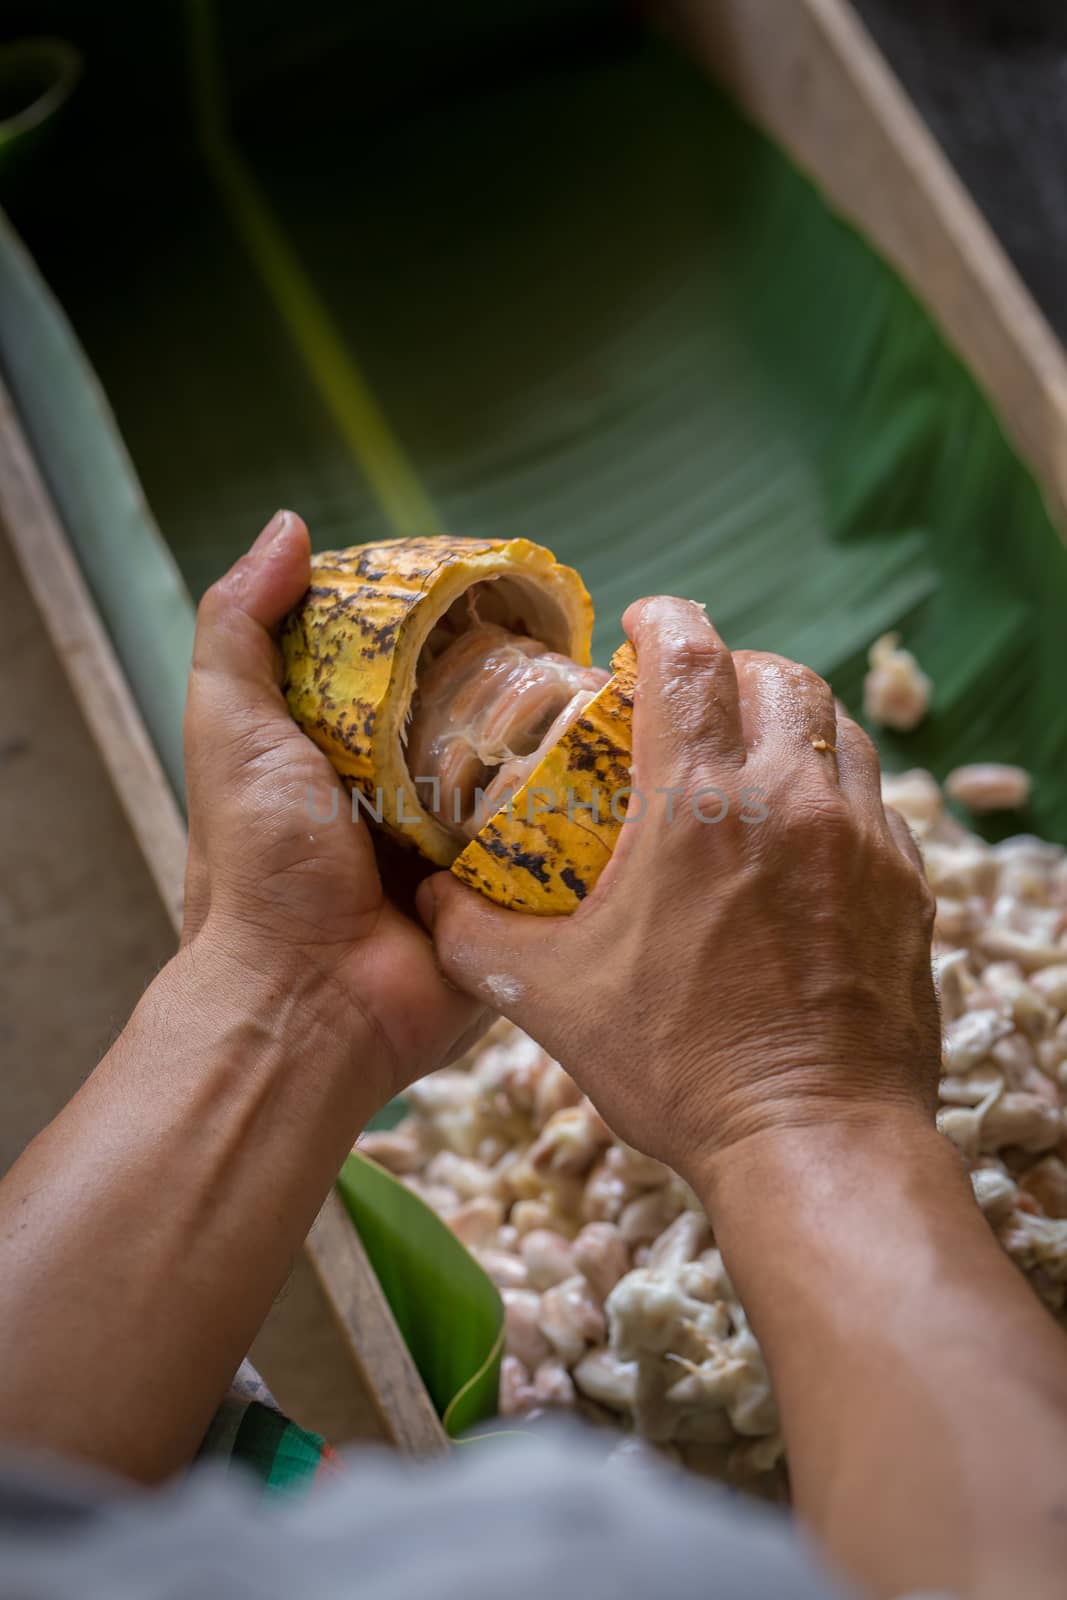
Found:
<box><xmin>191</xmin><ymin>509</ymin><xmax>310</xmax><ymax>689</ymax></box>
<box><xmin>417</xmin><ymin>871</ymin><xmax>566</xmax><ymax>1023</ymax></box>
<box><xmin>185</xmin><ymin>510</ymin><xmax>312</xmax><ymax>782</ymax></box>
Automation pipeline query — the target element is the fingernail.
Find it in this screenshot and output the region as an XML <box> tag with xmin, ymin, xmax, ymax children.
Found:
<box><xmin>251</xmin><ymin>509</ymin><xmax>291</xmax><ymax>556</ymax></box>
<box><xmin>415</xmin><ymin>878</ymin><xmax>437</xmax><ymax>931</ymax></box>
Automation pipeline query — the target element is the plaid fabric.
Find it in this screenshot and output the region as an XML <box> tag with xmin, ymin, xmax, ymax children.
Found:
<box><xmin>197</xmin><ymin>1361</ymin><xmax>344</xmax><ymax>1496</ymax></box>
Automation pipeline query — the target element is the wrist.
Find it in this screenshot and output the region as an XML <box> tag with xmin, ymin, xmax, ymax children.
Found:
<box><xmin>700</xmin><ymin>1108</ymin><xmax>1067</xmax><ymax>1391</ymax></box>
<box><xmin>691</xmin><ymin>1112</ymin><xmax>990</xmax><ymax>1424</ymax></box>
<box><xmin>159</xmin><ymin>921</ymin><xmax>391</xmax><ymax>1122</ymax></box>
<box><xmin>690</xmin><ymin>1105</ymin><xmax>979</xmax><ymax>1291</ymax></box>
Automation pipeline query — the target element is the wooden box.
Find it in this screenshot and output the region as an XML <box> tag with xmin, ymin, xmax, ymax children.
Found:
<box><xmin>3</xmin><ymin>0</ymin><xmax>1066</xmax><ymax>1449</ymax></box>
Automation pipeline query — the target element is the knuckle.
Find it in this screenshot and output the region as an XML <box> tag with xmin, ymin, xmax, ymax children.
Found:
<box><xmin>742</xmin><ymin>652</ymin><xmax>826</xmax><ymax>695</ymax></box>
<box><xmin>655</xmin><ymin>630</ymin><xmax>723</xmax><ymax>679</ymax></box>
<box><xmin>878</xmin><ymin>831</ymin><xmax>935</xmax><ymax>913</ymax></box>
<box><xmin>788</xmin><ymin>660</ymin><xmax>830</xmax><ymax>698</ymax></box>
<box><xmin>678</xmin><ymin>774</ymin><xmax>733</xmax><ymax>825</ymax></box>
<box><xmin>784</xmin><ymin>790</ymin><xmax>852</xmax><ymax>842</ymax></box>
<box><xmin>838</xmin><ymin>712</ymin><xmax>875</xmax><ymax>755</ymax></box>
<box><xmin>638</xmin><ymin>599</ymin><xmax>723</xmax><ymax>676</ymax></box>
<box><xmin>840</xmin><ymin>716</ymin><xmax>881</xmax><ymax>772</ymax></box>
<box><xmin>775</xmin><ymin>796</ymin><xmax>863</xmax><ymax>878</ymax></box>
<box><xmin>751</xmin><ymin>788</ymin><xmax>855</xmax><ymax>871</ymax></box>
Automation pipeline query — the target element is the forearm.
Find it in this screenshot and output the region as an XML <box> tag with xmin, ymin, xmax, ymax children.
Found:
<box><xmin>700</xmin><ymin>1114</ymin><xmax>1067</xmax><ymax>1599</ymax></box>
<box><xmin>0</xmin><ymin>934</ymin><xmax>379</xmax><ymax>1482</ymax></box>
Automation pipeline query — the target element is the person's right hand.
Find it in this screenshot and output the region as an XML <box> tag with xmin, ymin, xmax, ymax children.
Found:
<box><xmin>416</xmin><ymin>596</ymin><xmax>941</xmax><ymax>1190</ymax></box>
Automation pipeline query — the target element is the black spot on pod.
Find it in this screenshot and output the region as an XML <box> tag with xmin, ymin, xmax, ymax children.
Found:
<box><xmin>481</xmin><ymin>835</ymin><xmax>551</xmax><ymax>886</ymax></box>
<box><xmin>353</xmin><ymin>553</ymin><xmax>390</xmax><ymax>582</ymax></box>
<box><xmin>567</xmin><ymin>736</ymin><xmax>600</xmax><ymax>774</ymax></box>
<box><xmin>560</xmin><ymin>867</ymin><xmax>588</xmax><ymax>900</ymax></box>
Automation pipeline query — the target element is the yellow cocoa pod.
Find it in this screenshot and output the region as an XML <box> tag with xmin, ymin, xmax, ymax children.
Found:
<box><xmin>449</xmin><ymin>642</ymin><xmax>634</xmax><ymax>913</ymax></box>
<box><xmin>282</xmin><ymin>536</ymin><xmax>633</xmax><ymax>913</ymax></box>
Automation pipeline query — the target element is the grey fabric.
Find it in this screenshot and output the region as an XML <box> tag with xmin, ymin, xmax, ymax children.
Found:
<box><xmin>0</xmin><ymin>1427</ymin><xmax>854</xmax><ymax>1600</ymax></box>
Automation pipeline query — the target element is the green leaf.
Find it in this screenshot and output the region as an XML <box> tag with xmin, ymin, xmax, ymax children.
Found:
<box><xmin>9</xmin><ymin>35</ymin><xmax>1065</xmax><ymax>837</ymax></box>
<box><xmin>337</xmin><ymin>1153</ymin><xmax>503</xmax><ymax>1437</ymax></box>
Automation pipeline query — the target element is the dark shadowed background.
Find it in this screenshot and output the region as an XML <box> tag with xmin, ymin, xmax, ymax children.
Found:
<box><xmin>855</xmin><ymin>0</ymin><xmax>1067</xmax><ymax>340</ymax></box>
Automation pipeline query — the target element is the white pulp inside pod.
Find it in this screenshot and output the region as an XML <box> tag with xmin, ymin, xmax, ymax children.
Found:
<box><xmin>405</xmin><ymin>581</ymin><xmax>609</xmax><ymax>840</ymax></box>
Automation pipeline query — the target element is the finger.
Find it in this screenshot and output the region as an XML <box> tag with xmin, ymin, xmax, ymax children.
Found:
<box><xmin>886</xmin><ymin>804</ymin><xmax>924</xmax><ymax>872</ymax></box>
<box><xmin>733</xmin><ymin>651</ymin><xmax>839</xmax><ymax>784</ymax></box>
<box><xmin>834</xmin><ymin>708</ymin><xmax>887</xmax><ymax>822</ymax></box>
<box><xmin>190</xmin><ymin>509</ymin><xmax>310</xmax><ymax>687</ymax></box>
<box><xmin>621</xmin><ymin>596</ymin><xmax>742</xmax><ymax>792</ymax></box>
<box><xmin>368</xmin><ymin>897</ymin><xmax>493</xmax><ymax>1069</ymax></box>
<box><xmin>442</xmin><ymin>1007</ymin><xmax>496</xmax><ymax>1067</ymax></box>
<box><xmin>417</xmin><ymin>872</ymin><xmax>567</xmax><ymax>1026</ymax></box>
<box><xmin>184</xmin><ymin>510</ymin><xmax>311</xmax><ymax>785</ymax></box>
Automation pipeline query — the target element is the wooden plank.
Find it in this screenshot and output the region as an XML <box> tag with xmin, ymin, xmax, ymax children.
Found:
<box><xmin>0</xmin><ymin>525</ymin><xmax>178</xmax><ymax>1177</ymax></box>
<box><xmin>661</xmin><ymin>0</ymin><xmax>1067</xmax><ymax>531</ymax></box>
<box><xmin>248</xmin><ymin>1248</ymin><xmax>393</xmax><ymax>1446</ymax></box>
<box><xmin>0</xmin><ymin>380</ymin><xmax>188</xmax><ymax>929</ymax></box>
<box><xmin>307</xmin><ymin>1192</ymin><xmax>448</xmax><ymax>1457</ymax></box>
<box><xmin>0</xmin><ymin>372</ymin><xmax>445</xmax><ymax>1455</ymax></box>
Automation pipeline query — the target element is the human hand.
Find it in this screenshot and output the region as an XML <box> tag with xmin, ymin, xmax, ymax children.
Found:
<box><xmin>417</xmin><ymin>596</ymin><xmax>941</xmax><ymax>1188</ymax></box>
<box><xmin>182</xmin><ymin>511</ymin><xmax>488</xmax><ymax>1109</ymax></box>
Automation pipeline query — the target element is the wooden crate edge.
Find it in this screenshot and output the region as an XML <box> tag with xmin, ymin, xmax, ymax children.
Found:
<box><xmin>662</xmin><ymin>0</ymin><xmax>1067</xmax><ymax>532</ymax></box>
<box><xmin>0</xmin><ymin>378</ymin><xmax>188</xmax><ymax>928</ymax></box>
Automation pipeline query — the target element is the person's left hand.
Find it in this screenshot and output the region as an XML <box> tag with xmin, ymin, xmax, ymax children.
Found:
<box><xmin>181</xmin><ymin>510</ymin><xmax>489</xmax><ymax>1109</ymax></box>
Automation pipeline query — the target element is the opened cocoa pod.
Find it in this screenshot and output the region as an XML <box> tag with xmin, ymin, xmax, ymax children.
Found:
<box><xmin>281</xmin><ymin>537</ymin><xmax>635</xmax><ymax>914</ymax></box>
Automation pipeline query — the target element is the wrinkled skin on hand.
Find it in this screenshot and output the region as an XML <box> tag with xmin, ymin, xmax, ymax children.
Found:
<box><xmin>182</xmin><ymin>511</ymin><xmax>488</xmax><ymax>1109</ymax></box>
<box><xmin>418</xmin><ymin>597</ymin><xmax>941</xmax><ymax>1186</ymax></box>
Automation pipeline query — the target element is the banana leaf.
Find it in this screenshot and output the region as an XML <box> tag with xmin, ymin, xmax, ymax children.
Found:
<box><xmin>7</xmin><ymin>19</ymin><xmax>1067</xmax><ymax>840</ymax></box>
<box><xmin>4</xmin><ymin>6</ymin><xmax>1067</xmax><ymax>1427</ymax></box>
<box><xmin>338</xmin><ymin>1153</ymin><xmax>503</xmax><ymax>1437</ymax></box>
